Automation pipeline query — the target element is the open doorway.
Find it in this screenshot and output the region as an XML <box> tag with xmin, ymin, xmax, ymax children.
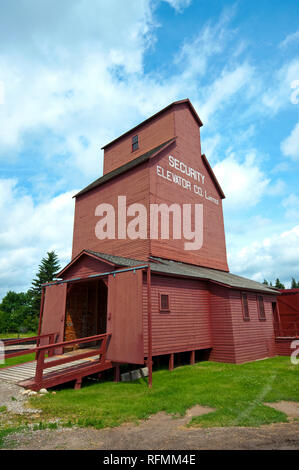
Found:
<box><xmin>64</xmin><ymin>279</ymin><xmax>108</xmax><ymax>349</ymax></box>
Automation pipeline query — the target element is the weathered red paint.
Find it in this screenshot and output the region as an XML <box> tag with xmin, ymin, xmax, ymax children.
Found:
<box><xmin>72</xmin><ymin>101</ymin><xmax>228</xmax><ymax>272</ymax></box>
<box><xmin>40</xmin><ymin>283</ymin><xmax>67</xmax><ymax>354</ymax></box>
<box><xmin>35</xmin><ymin>99</ymin><xmax>282</xmax><ymax>387</ymax></box>
<box><xmin>106</xmin><ymin>269</ymin><xmax>144</xmax><ymax>364</ymax></box>
<box><xmin>277</xmin><ymin>289</ymin><xmax>299</xmax><ymax>337</ymax></box>
<box><xmin>147</xmin><ymin>265</ymin><xmax>152</xmax><ymax>387</ymax></box>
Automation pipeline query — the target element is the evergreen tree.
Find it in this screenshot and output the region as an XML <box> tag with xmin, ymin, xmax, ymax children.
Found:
<box><xmin>0</xmin><ymin>290</ymin><xmax>36</xmax><ymax>333</ymax></box>
<box><xmin>263</xmin><ymin>279</ymin><xmax>269</xmax><ymax>285</ymax></box>
<box><xmin>275</xmin><ymin>278</ymin><xmax>285</xmax><ymax>289</ymax></box>
<box><xmin>291</xmin><ymin>278</ymin><xmax>299</xmax><ymax>288</ymax></box>
<box><xmin>29</xmin><ymin>251</ymin><xmax>61</xmax><ymax>315</ymax></box>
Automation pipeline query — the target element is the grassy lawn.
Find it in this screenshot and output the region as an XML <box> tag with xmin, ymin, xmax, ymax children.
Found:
<box><xmin>0</xmin><ymin>332</ymin><xmax>37</xmax><ymax>369</ymax></box>
<box><xmin>0</xmin><ymin>332</ymin><xmax>36</xmax><ymax>340</ymax></box>
<box><xmin>0</xmin><ymin>356</ymin><xmax>298</xmax><ymax>446</ymax></box>
<box><xmin>0</xmin><ymin>353</ymin><xmax>36</xmax><ymax>369</ymax></box>
<box><xmin>26</xmin><ymin>356</ymin><xmax>298</xmax><ymax>429</ymax></box>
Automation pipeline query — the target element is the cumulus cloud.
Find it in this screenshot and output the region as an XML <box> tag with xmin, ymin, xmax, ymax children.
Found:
<box><xmin>279</xmin><ymin>29</ymin><xmax>299</xmax><ymax>49</ymax></box>
<box><xmin>213</xmin><ymin>152</ymin><xmax>270</xmax><ymax>210</ymax></box>
<box><xmin>0</xmin><ymin>1</ymin><xmax>298</xmax><ymax>299</ymax></box>
<box><xmin>229</xmin><ymin>225</ymin><xmax>299</xmax><ymax>286</ymax></box>
<box><xmin>162</xmin><ymin>0</ymin><xmax>192</xmax><ymax>12</ymax></box>
<box><xmin>282</xmin><ymin>193</ymin><xmax>299</xmax><ymax>220</ymax></box>
<box><xmin>281</xmin><ymin>122</ymin><xmax>299</xmax><ymax>161</ymax></box>
<box><xmin>262</xmin><ymin>59</ymin><xmax>299</xmax><ymax>113</ymax></box>
<box><xmin>0</xmin><ymin>179</ymin><xmax>77</xmax><ymax>299</ymax></box>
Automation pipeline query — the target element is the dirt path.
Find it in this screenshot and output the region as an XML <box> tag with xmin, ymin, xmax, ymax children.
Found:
<box><xmin>3</xmin><ymin>411</ymin><xmax>299</xmax><ymax>450</ymax></box>
<box><xmin>1</xmin><ymin>381</ymin><xmax>299</xmax><ymax>450</ymax></box>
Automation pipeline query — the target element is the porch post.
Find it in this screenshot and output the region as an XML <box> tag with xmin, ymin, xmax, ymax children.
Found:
<box><xmin>147</xmin><ymin>265</ymin><xmax>153</xmax><ymax>388</ymax></box>
<box><xmin>36</xmin><ymin>287</ymin><xmax>45</xmax><ymax>357</ymax></box>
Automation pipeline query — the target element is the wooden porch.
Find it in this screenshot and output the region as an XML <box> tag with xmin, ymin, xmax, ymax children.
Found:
<box><xmin>0</xmin><ymin>333</ymin><xmax>113</xmax><ymax>391</ymax></box>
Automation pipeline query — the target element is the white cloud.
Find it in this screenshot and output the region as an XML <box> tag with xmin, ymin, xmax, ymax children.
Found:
<box><xmin>229</xmin><ymin>225</ymin><xmax>299</xmax><ymax>285</ymax></box>
<box><xmin>0</xmin><ymin>179</ymin><xmax>77</xmax><ymax>299</ymax></box>
<box><xmin>262</xmin><ymin>59</ymin><xmax>299</xmax><ymax>113</ymax></box>
<box><xmin>279</xmin><ymin>29</ymin><xmax>299</xmax><ymax>49</ymax></box>
<box><xmin>197</xmin><ymin>63</ymin><xmax>254</xmax><ymax>124</ymax></box>
<box><xmin>162</xmin><ymin>0</ymin><xmax>192</xmax><ymax>12</ymax></box>
<box><xmin>0</xmin><ymin>0</ymin><xmax>157</xmax><ymax>177</ymax></box>
<box><xmin>282</xmin><ymin>193</ymin><xmax>299</xmax><ymax>220</ymax></box>
<box><xmin>0</xmin><ymin>2</ymin><xmax>297</xmax><ymax>300</ymax></box>
<box><xmin>281</xmin><ymin>122</ymin><xmax>299</xmax><ymax>161</ymax></box>
<box><xmin>175</xmin><ymin>8</ymin><xmax>238</xmax><ymax>82</ymax></box>
<box><xmin>213</xmin><ymin>152</ymin><xmax>270</xmax><ymax>210</ymax></box>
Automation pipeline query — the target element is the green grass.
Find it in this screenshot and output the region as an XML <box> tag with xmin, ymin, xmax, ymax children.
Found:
<box><xmin>0</xmin><ymin>332</ymin><xmax>36</xmax><ymax>339</ymax></box>
<box><xmin>0</xmin><ymin>356</ymin><xmax>297</xmax><ymax>448</ymax></box>
<box><xmin>26</xmin><ymin>356</ymin><xmax>298</xmax><ymax>429</ymax></box>
<box><xmin>0</xmin><ymin>353</ymin><xmax>36</xmax><ymax>369</ymax></box>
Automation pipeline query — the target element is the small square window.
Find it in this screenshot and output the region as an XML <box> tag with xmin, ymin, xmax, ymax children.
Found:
<box><xmin>241</xmin><ymin>293</ymin><xmax>250</xmax><ymax>321</ymax></box>
<box><xmin>159</xmin><ymin>293</ymin><xmax>170</xmax><ymax>312</ymax></box>
<box><xmin>257</xmin><ymin>295</ymin><xmax>266</xmax><ymax>320</ymax></box>
<box><xmin>132</xmin><ymin>135</ymin><xmax>139</xmax><ymax>151</ymax></box>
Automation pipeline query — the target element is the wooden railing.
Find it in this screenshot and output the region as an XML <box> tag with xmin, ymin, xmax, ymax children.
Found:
<box><xmin>274</xmin><ymin>322</ymin><xmax>299</xmax><ymax>338</ymax></box>
<box><xmin>34</xmin><ymin>333</ymin><xmax>110</xmax><ymax>389</ymax></box>
<box><xmin>3</xmin><ymin>333</ymin><xmax>58</xmax><ymax>360</ymax></box>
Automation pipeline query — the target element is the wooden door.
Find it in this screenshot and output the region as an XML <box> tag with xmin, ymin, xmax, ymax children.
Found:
<box><xmin>41</xmin><ymin>283</ymin><xmax>67</xmax><ymax>354</ymax></box>
<box><xmin>106</xmin><ymin>270</ymin><xmax>144</xmax><ymax>364</ymax></box>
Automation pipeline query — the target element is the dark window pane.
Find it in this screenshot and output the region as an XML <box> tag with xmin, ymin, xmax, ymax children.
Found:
<box><xmin>160</xmin><ymin>294</ymin><xmax>169</xmax><ymax>311</ymax></box>
<box><xmin>258</xmin><ymin>295</ymin><xmax>266</xmax><ymax>320</ymax></box>
<box><xmin>242</xmin><ymin>293</ymin><xmax>249</xmax><ymax>320</ymax></box>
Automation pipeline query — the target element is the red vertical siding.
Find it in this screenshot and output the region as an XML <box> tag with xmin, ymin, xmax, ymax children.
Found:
<box><xmin>277</xmin><ymin>291</ymin><xmax>299</xmax><ymax>332</ymax></box>
<box><xmin>107</xmin><ymin>270</ymin><xmax>144</xmax><ymax>364</ymax></box>
<box><xmin>275</xmin><ymin>338</ymin><xmax>296</xmax><ymax>356</ymax></box>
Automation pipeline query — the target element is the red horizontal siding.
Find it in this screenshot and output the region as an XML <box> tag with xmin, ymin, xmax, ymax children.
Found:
<box><xmin>209</xmin><ymin>285</ymin><xmax>235</xmax><ymax>363</ymax></box>
<box><xmin>143</xmin><ymin>274</ymin><xmax>212</xmax><ymax>356</ymax></box>
<box><xmin>229</xmin><ymin>291</ymin><xmax>276</xmax><ymax>364</ymax></box>
<box><xmin>60</xmin><ymin>254</ymin><xmax>112</xmax><ymax>280</ymax></box>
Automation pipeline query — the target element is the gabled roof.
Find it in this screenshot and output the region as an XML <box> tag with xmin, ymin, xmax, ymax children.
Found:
<box><xmin>101</xmin><ymin>99</ymin><xmax>203</xmax><ymax>150</ymax></box>
<box><xmin>56</xmin><ymin>249</ymin><xmax>145</xmax><ymax>278</ymax></box>
<box><xmin>74</xmin><ymin>138</ymin><xmax>176</xmax><ymax>198</ymax></box>
<box><xmin>57</xmin><ymin>249</ymin><xmax>278</xmax><ymax>294</ymax></box>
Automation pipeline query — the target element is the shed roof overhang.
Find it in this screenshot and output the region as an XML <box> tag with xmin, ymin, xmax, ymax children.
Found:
<box><xmin>54</xmin><ymin>250</ymin><xmax>278</xmax><ymax>295</ymax></box>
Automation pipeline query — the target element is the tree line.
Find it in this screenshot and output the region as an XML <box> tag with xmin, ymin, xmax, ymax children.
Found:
<box><xmin>0</xmin><ymin>251</ymin><xmax>60</xmax><ymax>334</ymax></box>
<box><xmin>263</xmin><ymin>278</ymin><xmax>299</xmax><ymax>289</ymax></box>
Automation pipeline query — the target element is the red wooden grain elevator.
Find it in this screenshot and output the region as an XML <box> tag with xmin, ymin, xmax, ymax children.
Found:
<box><xmin>38</xmin><ymin>99</ymin><xmax>292</xmax><ymax>387</ymax></box>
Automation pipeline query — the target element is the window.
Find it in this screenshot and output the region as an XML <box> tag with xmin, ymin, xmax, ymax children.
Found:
<box><xmin>241</xmin><ymin>293</ymin><xmax>250</xmax><ymax>321</ymax></box>
<box><xmin>159</xmin><ymin>293</ymin><xmax>170</xmax><ymax>313</ymax></box>
<box><xmin>257</xmin><ymin>295</ymin><xmax>266</xmax><ymax>320</ymax></box>
<box><xmin>132</xmin><ymin>135</ymin><xmax>139</xmax><ymax>151</ymax></box>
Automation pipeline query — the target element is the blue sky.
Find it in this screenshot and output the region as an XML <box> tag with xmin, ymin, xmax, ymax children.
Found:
<box><xmin>0</xmin><ymin>0</ymin><xmax>298</xmax><ymax>299</ymax></box>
